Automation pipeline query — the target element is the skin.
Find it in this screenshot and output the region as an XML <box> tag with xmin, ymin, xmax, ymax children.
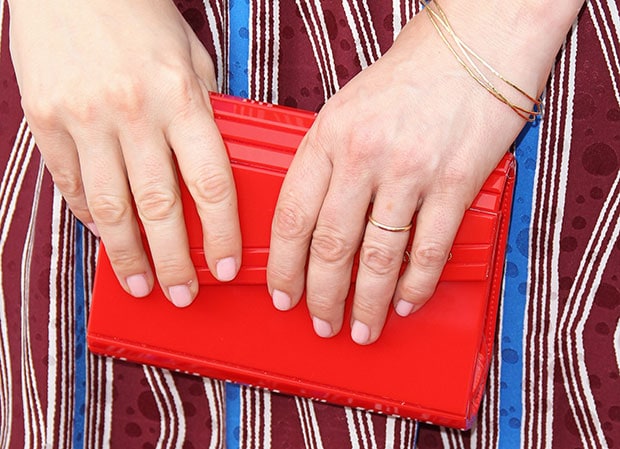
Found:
<box><xmin>8</xmin><ymin>0</ymin><xmax>241</xmax><ymax>307</ymax></box>
<box><xmin>266</xmin><ymin>0</ymin><xmax>585</xmax><ymax>344</ymax></box>
<box><xmin>8</xmin><ymin>0</ymin><xmax>584</xmax><ymax>343</ymax></box>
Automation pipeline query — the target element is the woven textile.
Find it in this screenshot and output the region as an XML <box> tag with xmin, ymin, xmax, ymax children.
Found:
<box><xmin>0</xmin><ymin>1</ymin><xmax>618</xmax><ymax>448</ymax></box>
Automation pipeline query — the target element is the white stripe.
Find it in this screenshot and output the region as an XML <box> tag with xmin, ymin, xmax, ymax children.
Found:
<box><xmin>356</xmin><ymin>0</ymin><xmax>381</xmax><ymax>62</ymax></box>
<box><xmin>589</xmin><ymin>0</ymin><xmax>620</xmax><ymax>106</ymax></box>
<box><xmin>262</xmin><ymin>390</ymin><xmax>272</xmax><ymax>449</ymax></box>
<box><xmin>345</xmin><ymin>408</ymin><xmax>361</xmax><ymax>449</ymax></box>
<box><xmin>294</xmin><ymin>398</ymin><xmax>314</xmax><ymax>449</ymax></box>
<box><xmin>56</xmin><ymin>205</ymin><xmax>74</xmax><ymax>449</ymax></box>
<box><xmin>364</xmin><ymin>412</ymin><xmax>377</xmax><ymax>449</ymax></box>
<box><xmin>144</xmin><ymin>367</ymin><xmax>186</xmax><ymax>449</ymax></box>
<box><xmin>251</xmin><ymin>0</ymin><xmax>263</xmax><ymax>99</ymax></box>
<box><xmin>203</xmin><ymin>1</ymin><xmax>226</xmax><ymax>91</ymax></box>
<box><xmin>21</xmin><ymin>160</ymin><xmax>46</xmax><ymax>449</ymax></box>
<box><xmin>343</xmin><ymin>0</ymin><xmax>381</xmax><ymax>69</ymax></box>
<box><xmin>296</xmin><ymin>0</ymin><xmax>340</xmax><ymax>98</ymax></box>
<box><xmin>203</xmin><ymin>379</ymin><xmax>225</xmax><ymax>449</ymax></box>
<box><xmin>253</xmin><ymin>390</ymin><xmax>261</xmax><ymax>449</ymax></box>
<box><xmin>343</xmin><ymin>2</ymin><xmax>369</xmax><ymax>69</ymax></box>
<box><xmin>102</xmin><ymin>358</ymin><xmax>114</xmax><ymax>449</ymax></box>
<box><xmin>559</xmin><ymin>172</ymin><xmax>620</xmax><ymax>448</ymax></box>
<box><xmin>296</xmin><ymin>398</ymin><xmax>311</xmax><ymax>449</ymax></box>
<box><xmin>555</xmin><ymin>15</ymin><xmax>617</xmax><ymax>446</ymax></box>
<box><xmin>85</xmin><ymin>355</ymin><xmax>100</xmax><ymax>449</ymax></box>
<box><xmin>271</xmin><ymin>2</ymin><xmax>280</xmax><ymax>104</ymax></box>
<box><xmin>356</xmin><ymin>411</ymin><xmax>369</xmax><ymax>449</ymax></box>
<box><xmin>163</xmin><ymin>370</ymin><xmax>186</xmax><ymax>449</ymax></box>
<box><xmin>45</xmin><ymin>188</ymin><xmax>66</xmax><ymax>449</ymax></box>
<box><xmin>521</xmin><ymin>24</ymin><xmax>575</xmax><ymax>448</ymax></box>
<box><xmin>0</xmin><ymin>117</ymin><xmax>30</xmax><ymax>449</ymax></box>
<box><xmin>614</xmin><ymin>318</ymin><xmax>620</xmax><ymax>374</ymax></box>
<box><xmin>384</xmin><ymin>417</ymin><xmax>395</xmax><ymax>449</ymax></box>
<box><xmin>392</xmin><ymin>0</ymin><xmax>403</xmax><ymax>39</ymax></box>
<box><xmin>242</xmin><ymin>387</ymin><xmax>254</xmax><ymax>449</ymax></box>
<box><xmin>545</xmin><ymin>23</ymin><xmax>577</xmax><ymax>445</ymax></box>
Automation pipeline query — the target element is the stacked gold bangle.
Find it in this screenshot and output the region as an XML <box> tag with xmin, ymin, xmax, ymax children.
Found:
<box><xmin>421</xmin><ymin>0</ymin><xmax>542</xmax><ymax>122</ymax></box>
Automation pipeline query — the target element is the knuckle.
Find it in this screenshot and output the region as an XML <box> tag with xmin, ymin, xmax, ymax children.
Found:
<box><xmin>441</xmin><ymin>165</ymin><xmax>471</xmax><ymax>189</ymax></box>
<box><xmin>306</xmin><ymin>293</ymin><xmax>337</xmax><ymax>317</ymax></box>
<box><xmin>268</xmin><ymin>264</ymin><xmax>298</xmax><ymax>286</ymax></box>
<box><xmin>359</xmin><ymin>243</ymin><xmax>401</xmax><ymax>276</ymax></box>
<box><xmin>354</xmin><ymin>296</ymin><xmax>385</xmax><ymax>318</ymax></box>
<box><xmin>106</xmin><ymin>247</ymin><xmax>145</xmax><ymax>272</ymax></box>
<box><xmin>310</xmin><ymin>229</ymin><xmax>355</xmax><ymax>264</ymax></box>
<box><xmin>22</xmin><ymin>97</ymin><xmax>59</xmax><ymax>131</ymax></box>
<box><xmin>51</xmin><ymin>171</ymin><xmax>83</xmax><ymax>199</ymax></box>
<box><xmin>272</xmin><ymin>202</ymin><xmax>313</xmax><ymax>241</ymax></box>
<box><xmin>348</xmin><ymin>123</ymin><xmax>381</xmax><ymax>151</ymax></box>
<box><xmin>105</xmin><ymin>76</ymin><xmax>146</xmax><ymax>121</ymax></box>
<box><xmin>154</xmin><ymin>257</ymin><xmax>191</xmax><ymax>277</ymax></box>
<box><xmin>188</xmin><ymin>169</ymin><xmax>233</xmax><ymax>206</ymax></box>
<box><xmin>163</xmin><ymin>68</ymin><xmax>201</xmax><ymax>110</ymax></box>
<box><xmin>89</xmin><ymin>194</ymin><xmax>132</xmax><ymax>225</ymax></box>
<box><xmin>399</xmin><ymin>280</ymin><xmax>434</xmax><ymax>302</ymax></box>
<box><xmin>63</xmin><ymin>95</ymin><xmax>99</xmax><ymax>124</ymax></box>
<box><xmin>134</xmin><ymin>187</ymin><xmax>180</xmax><ymax>223</ymax></box>
<box><xmin>411</xmin><ymin>241</ymin><xmax>449</xmax><ymax>270</ymax></box>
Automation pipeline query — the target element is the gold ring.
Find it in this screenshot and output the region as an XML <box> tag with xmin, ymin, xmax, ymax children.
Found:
<box><xmin>368</xmin><ymin>216</ymin><xmax>413</xmax><ymax>233</ymax></box>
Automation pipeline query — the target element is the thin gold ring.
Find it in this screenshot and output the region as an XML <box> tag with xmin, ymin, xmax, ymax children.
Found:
<box><xmin>368</xmin><ymin>216</ymin><xmax>413</xmax><ymax>233</ymax></box>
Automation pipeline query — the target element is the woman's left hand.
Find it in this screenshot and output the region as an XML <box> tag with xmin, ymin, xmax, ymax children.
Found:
<box><xmin>267</xmin><ymin>0</ymin><xmax>577</xmax><ymax>344</ymax></box>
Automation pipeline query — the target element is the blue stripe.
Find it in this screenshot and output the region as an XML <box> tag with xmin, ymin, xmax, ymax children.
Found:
<box><xmin>226</xmin><ymin>2</ymin><xmax>250</xmax><ymax>448</ymax></box>
<box><xmin>73</xmin><ymin>222</ymin><xmax>87</xmax><ymax>449</ymax></box>
<box><xmin>228</xmin><ymin>0</ymin><xmax>250</xmax><ymax>97</ymax></box>
<box><xmin>226</xmin><ymin>382</ymin><xmax>242</xmax><ymax>448</ymax></box>
<box><xmin>498</xmin><ymin>120</ymin><xmax>540</xmax><ymax>448</ymax></box>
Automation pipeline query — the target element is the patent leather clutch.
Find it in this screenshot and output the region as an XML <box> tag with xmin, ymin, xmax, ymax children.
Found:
<box><xmin>87</xmin><ymin>93</ymin><xmax>516</xmax><ymax>430</ymax></box>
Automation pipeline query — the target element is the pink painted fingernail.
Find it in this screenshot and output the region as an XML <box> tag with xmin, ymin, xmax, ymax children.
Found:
<box><xmin>351</xmin><ymin>320</ymin><xmax>370</xmax><ymax>345</ymax></box>
<box><xmin>313</xmin><ymin>317</ymin><xmax>333</xmax><ymax>338</ymax></box>
<box><xmin>126</xmin><ymin>274</ymin><xmax>150</xmax><ymax>297</ymax></box>
<box><xmin>272</xmin><ymin>289</ymin><xmax>292</xmax><ymax>311</ymax></box>
<box><xmin>86</xmin><ymin>222</ymin><xmax>100</xmax><ymax>237</ymax></box>
<box><xmin>216</xmin><ymin>257</ymin><xmax>237</xmax><ymax>282</ymax></box>
<box><xmin>169</xmin><ymin>284</ymin><xmax>193</xmax><ymax>308</ymax></box>
<box><xmin>395</xmin><ymin>300</ymin><xmax>414</xmax><ymax>317</ymax></box>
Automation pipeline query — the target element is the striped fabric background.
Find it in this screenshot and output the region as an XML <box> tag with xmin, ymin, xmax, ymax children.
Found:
<box><xmin>0</xmin><ymin>0</ymin><xmax>618</xmax><ymax>448</ymax></box>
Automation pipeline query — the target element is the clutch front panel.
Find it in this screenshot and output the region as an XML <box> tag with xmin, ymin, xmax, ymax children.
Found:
<box><xmin>87</xmin><ymin>93</ymin><xmax>516</xmax><ymax>429</ymax></box>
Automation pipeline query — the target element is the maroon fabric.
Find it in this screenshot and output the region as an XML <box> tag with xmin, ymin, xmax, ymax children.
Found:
<box><xmin>0</xmin><ymin>1</ymin><xmax>618</xmax><ymax>448</ymax></box>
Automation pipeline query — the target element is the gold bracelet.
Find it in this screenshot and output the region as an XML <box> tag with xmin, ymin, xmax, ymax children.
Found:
<box><xmin>421</xmin><ymin>0</ymin><xmax>542</xmax><ymax>121</ymax></box>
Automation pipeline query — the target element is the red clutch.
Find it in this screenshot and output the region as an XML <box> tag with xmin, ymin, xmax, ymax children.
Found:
<box><xmin>87</xmin><ymin>93</ymin><xmax>516</xmax><ymax>430</ymax></box>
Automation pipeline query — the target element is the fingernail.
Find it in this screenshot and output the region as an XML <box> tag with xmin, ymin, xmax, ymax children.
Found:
<box><xmin>351</xmin><ymin>320</ymin><xmax>370</xmax><ymax>345</ymax></box>
<box><xmin>395</xmin><ymin>299</ymin><xmax>414</xmax><ymax>317</ymax></box>
<box><xmin>126</xmin><ymin>274</ymin><xmax>150</xmax><ymax>297</ymax></box>
<box><xmin>272</xmin><ymin>289</ymin><xmax>291</xmax><ymax>311</ymax></box>
<box><xmin>86</xmin><ymin>222</ymin><xmax>100</xmax><ymax>237</ymax></box>
<box><xmin>169</xmin><ymin>284</ymin><xmax>193</xmax><ymax>308</ymax></box>
<box><xmin>312</xmin><ymin>316</ymin><xmax>333</xmax><ymax>338</ymax></box>
<box><xmin>216</xmin><ymin>257</ymin><xmax>237</xmax><ymax>282</ymax></box>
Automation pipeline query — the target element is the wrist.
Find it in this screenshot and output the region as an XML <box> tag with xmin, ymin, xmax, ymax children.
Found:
<box><xmin>434</xmin><ymin>0</ymin><xmax>585</xmax><ymax>93</ymax></box>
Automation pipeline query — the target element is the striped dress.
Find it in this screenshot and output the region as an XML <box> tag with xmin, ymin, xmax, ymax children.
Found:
<box><xmin>1</xmin><ymin>1</ymin><xmax>618</xmax><ymax>448</ymax></box>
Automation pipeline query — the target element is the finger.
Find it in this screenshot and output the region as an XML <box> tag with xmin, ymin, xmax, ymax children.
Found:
<box><xmin>188</xmin><ymin>30</ymin><xmax>218</xmax><ymax>92</ymax></box>
<box><xmin>116</xmin><ymin>125</ymin><xmax>197</xmax><ymax>306</ymax></box>
<box><xmin>304</xmin><ymin>175</ymin><xmax>370</xmax><ymax>338</ymax></box>
<box><xmin>393</xmin><ymin>193</ymin><xmax>466</xmax><ymax>316</ymax></box>
<box><xmin>168</xmin><ymin>83</ymin><xmax>242</xmax><ymax>283</ymax></box>
<box><xmin>267</xmin><ymin>133</ymin><xmax>333</xmax><ymax>313</ymax></box>
<box><xmin>350</xmin><ymin>189</ymin><xmax>417</xmax><ymax>345</ymax></box>
<box><xmin>30</xmin><ymin>128</ymin><xmax>97</xmax><ymax>235</ymax></box>
<box><xmin>75</xmin><ymin>132</ymin><xmax>156</xmax><ymax>299</ymax></box>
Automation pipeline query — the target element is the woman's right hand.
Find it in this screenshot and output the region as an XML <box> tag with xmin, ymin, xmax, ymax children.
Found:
<box><xmin>8</xmin><ymin>0</ymin><xmax>241</xmax><ymax>306</ymax></box>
